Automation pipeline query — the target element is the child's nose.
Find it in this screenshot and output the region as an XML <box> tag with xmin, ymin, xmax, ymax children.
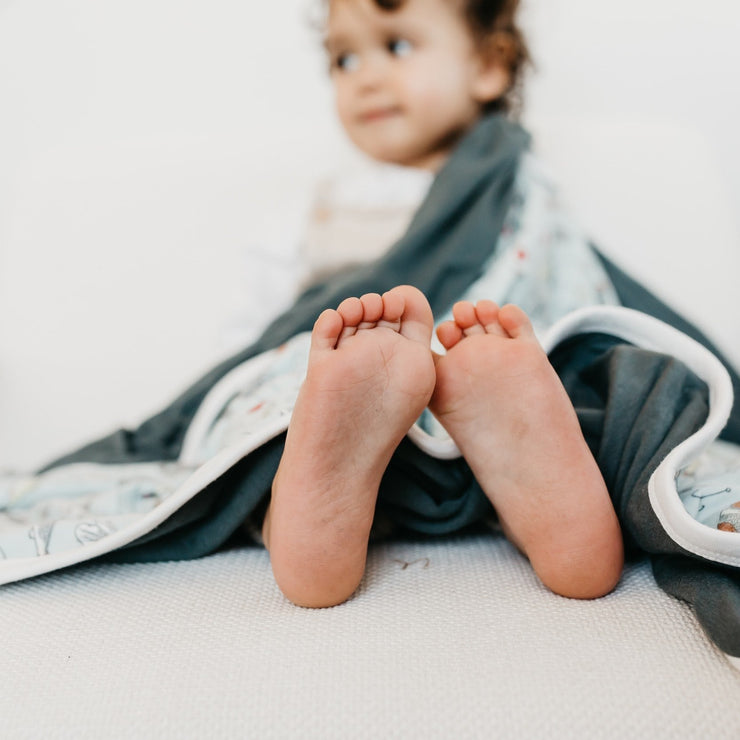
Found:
<box><xmin>355</xmin><ymin>51</ymin><xmax>389</xmax><ymax>90</ymax></box>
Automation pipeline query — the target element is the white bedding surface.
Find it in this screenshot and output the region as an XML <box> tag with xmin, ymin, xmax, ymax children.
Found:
<box><xmin>2</xmin><ymin>536</ymin><xmax>739</xmax><ymax>739</ymax></box>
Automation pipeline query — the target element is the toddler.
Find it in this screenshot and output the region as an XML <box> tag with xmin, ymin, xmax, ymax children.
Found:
<box><xmin>261</xmin><ymin>0</ymin><xmax>624</xmax><ymax>608</ymax></box>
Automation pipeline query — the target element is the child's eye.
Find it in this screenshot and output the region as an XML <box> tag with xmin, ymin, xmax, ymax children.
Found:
<box><xmin>334</xmin><ymin>52</ymin><xmax>360</xmax><ymax>72</ymax></box>
<box><xmin>387</xmin><ymin>38</ymin><xmax>413</xmax><ymax>58</ymax></box>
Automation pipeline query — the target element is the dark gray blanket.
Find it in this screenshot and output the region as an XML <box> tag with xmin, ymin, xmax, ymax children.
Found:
<box><xmin>43</xmin><ymin>115</ymin><xmax>740</xmax><ymax>660</ymax></box>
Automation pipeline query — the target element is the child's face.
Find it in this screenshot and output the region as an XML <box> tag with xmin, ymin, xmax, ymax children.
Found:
<box><xmin>325</xmin><ymin>0</ymin><xmax>507</xmax><ymax>171</ymax></box>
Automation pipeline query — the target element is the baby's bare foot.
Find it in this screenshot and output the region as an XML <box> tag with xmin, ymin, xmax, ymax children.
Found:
<box><xmin>431</xmin><ymin>300</ymin><xmax>623</xmax><ymax>599</ymax></box>
<box><xmin>264</xmin><ymin>285</ymin><xmax>435</xmax><ymax>607</ymax></box>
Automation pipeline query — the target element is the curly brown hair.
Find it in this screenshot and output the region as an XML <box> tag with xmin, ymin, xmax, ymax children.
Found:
<box><xmin>325</xmin><ymin>0</ymin><xmax>531</xmax><ymax>116</ymax></box>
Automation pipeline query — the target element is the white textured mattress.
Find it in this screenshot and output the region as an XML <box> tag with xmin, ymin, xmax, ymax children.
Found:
<box><xmin>2</xmin><ymin>536</ymin><xmax>739</xmax><ymax>739</ymax></box>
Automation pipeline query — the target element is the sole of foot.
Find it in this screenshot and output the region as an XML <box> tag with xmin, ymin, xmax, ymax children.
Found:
<box><xmin>264</xmin><ymin>285</ymin><xmax>436</xmax><ymax>607</ymax></box>
<box><xmin>431</xmin><ymin>300</ymin><xmax>623</xmax><ymax>599</ymax></box>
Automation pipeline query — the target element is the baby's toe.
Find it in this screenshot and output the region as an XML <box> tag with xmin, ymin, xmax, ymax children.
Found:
<box><xmin>311</xmin><ymin>309</ymin><xmax>344</xmax><ymax>352</ymax></box>
<box><xmin>386</xmin><ymin>286</ymin><xmax>433</xmax><ymax>345</ymax></box>
<box><xmin>336</xmin><ymin>296</ymin><xmax>364</xmax><ymax>340</ymax></box>
<box><xmin>452</xmin><ymin>301</ymin><xmax>485</xmax><ymax>336</ymax></box>
<box><xmin>337</xmin><ymin>296</ymin><xmax>364</xmax><ymax>326</ymax></box>
<box><xmin>498</xmin><ymin>304</ymin><xmax>535</xmax><ymax>339</ymax></box>
<box><xmin>435</xmin><ymin>320</ymin><xmax>463</xmax><ymax>350</ymax></box>
<box><xmin>474</xmin><ymin>300</ymin><xmax>507</xmax><ymax>337</ymax></box>
<box><xmin>358</xmin><ymin>293</ymin><xmax>384</xmax><ymax>325</ymax></box>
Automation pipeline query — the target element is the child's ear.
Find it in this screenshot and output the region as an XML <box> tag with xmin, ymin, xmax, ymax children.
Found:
<box><xmin>472</xmin><ymin>31</ymin><xmax>515</xmax><ymax>104</ymax></box>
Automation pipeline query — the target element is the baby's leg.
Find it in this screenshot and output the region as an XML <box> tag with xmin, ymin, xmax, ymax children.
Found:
<box><xmin>430</xmin><ymin>301</ymin><xmax>623</xmax><ymax>599</ymax></box>
<box><xmin>263</xmin><ymin>285</ymin><xmax>436</xmax><ymax>608</ymax></box>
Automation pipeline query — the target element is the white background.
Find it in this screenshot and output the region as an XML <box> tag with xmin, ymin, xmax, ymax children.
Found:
<box><xmin>1</xmin><ymin>0</ymin><xmax>739</xmax><ymax>469</ymax></box>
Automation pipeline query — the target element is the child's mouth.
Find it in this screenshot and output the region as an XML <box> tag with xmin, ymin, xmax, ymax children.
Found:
<box><xmin>360</xmin><ymin>107</ymin><xmax>401</xmax><ymax>123</ymax></box>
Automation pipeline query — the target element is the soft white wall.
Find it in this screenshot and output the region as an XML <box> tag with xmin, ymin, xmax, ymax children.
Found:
<box><xmin>0</xmin><ymin>0</ymin><xmax>333</xmax><ymax>469</ymax></box>
<box><xmin>1</xmin><ymin>0</ymin><xmax>738</xmax><ymax>470</ymax></box>
<box><xmin>523</xmin><ymin>0</ymin><xmax>740</xmax><ymax>208</ymax></box>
